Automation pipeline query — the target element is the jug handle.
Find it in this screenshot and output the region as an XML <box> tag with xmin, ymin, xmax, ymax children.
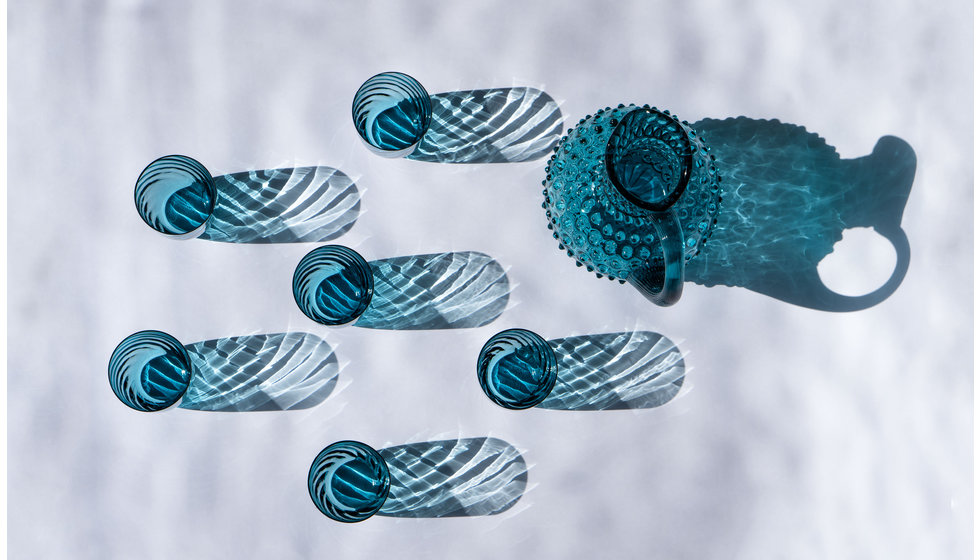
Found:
<box><xmin>627</xmin><ymin>209</ymin><xmax>685</xmax><ymax>306</ymax></box>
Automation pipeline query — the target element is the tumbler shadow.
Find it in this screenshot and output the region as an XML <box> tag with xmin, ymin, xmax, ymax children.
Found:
<box><xmin>686</xmin><ymin>117</ymin><xmax>915</xmax><ymax>311</ymax></box>
<box><xmin>199</xmin><ymin>166</ymin><xmax>360</xmax><ymax>243</ymax></box>
<box><xmin>406</xmin><ymin>87</ymin><xmax>563</xmax><ymax>164</ymax></box>
<box><xmin>355</xmin><ymin>252</ymin><xmax>510</xmax><ymax>330</ymax></box>
<box><xmin>538</xmin><ymin>331</ymin><xmax>685</xmax><ymax>411</ymax></box>
<box><xmin>377</xmin><ymin>437</ymin><xmax>527</xmax><ymax>518</ymax></box>
<box><xmin>180</xmin><ymin>332</ymin><xmax>339</xmax><ymax>411</ymax></box>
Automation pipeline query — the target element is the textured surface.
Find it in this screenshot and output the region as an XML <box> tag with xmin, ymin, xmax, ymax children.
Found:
<box><xmin>542</xmin><ymin>104</ymin><xmax>720</xmax><ymax>281</ymax></box>
<box><xmin>8</xmin><ymin>1</ymin><xmax>972</xmax><ymax>559</ymax></box>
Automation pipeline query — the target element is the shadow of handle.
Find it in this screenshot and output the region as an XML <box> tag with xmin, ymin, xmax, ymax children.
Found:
<box><xmin>777</xmin><ymin>224</ymin><xmax>911</xmax><ymax>312</ymax></box>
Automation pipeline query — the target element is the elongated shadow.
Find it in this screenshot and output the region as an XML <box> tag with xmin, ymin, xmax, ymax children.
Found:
<box><xmin>180</xmin><ymin>333</ymin><xmax>339</xmax><ymax>411</ymax></box>
<box><xmin>355</xmin><ymin>252</ymin><xmax>510</xmax><ymax>330</ymax></box>
<box><xmin>377</xmin><ymin>437</ymin><xmax>527</xmax><ymax>518</ymax></box>
<box><xmin>406</xmin><ymin>88</ymin><xmax>563</xmax><ymax>163</ymax></box>
<box><xmin>198</xmin><ymin>166</ymin><xmax>360</xmax><ymax>243</ymax></box>
<box><xmin>538</xmin><ymin>331</ymin><xmax>685</xmax><ymax>411</ymax></box>
<box><xmin>686</xmin><ymin>117</ymin><xmax>915</xmax><ymax>311</ymax></box>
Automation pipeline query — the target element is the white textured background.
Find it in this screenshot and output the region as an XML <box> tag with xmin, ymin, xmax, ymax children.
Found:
<box><xmin>8</xmin><ymin>1</ymin><xmax>973</xmax><ymax>558</ymax></box>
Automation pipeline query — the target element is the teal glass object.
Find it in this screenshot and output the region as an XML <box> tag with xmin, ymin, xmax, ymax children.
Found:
<box><xmin>135</xmin><ymin>155</ymin><xmax>216</xmax><ymax>238</ymax></box>
<box><xmin>135</xmin><ymin>155</ymin><xmax>361</xmax><ymax>243</ymax></box>
<box><xmin>294</xmin><ymin>248</ymin><xmax>510</xmax><ymax>330</ymax></box>
<box><xmin>308</xmin><ymin>441</ymin><xmax>391</xmax><ymax>523</ymax></box>
<box><xmin>477</xmin><ymin>328</ymin><xmax>558</xmax><ymax>410</ymax></box>
<box><xmin>108</xmin><ymin>330</ymin><xmax>193</xmax><ymax>412</ymax></box>
<box><xmin>293</xmin><ymin>245</ymin><xmax>375</xmax><ymax>326</ymax></box>
<box><xmin>352</xmin><ymin>71</ymin><xmax>432</xmax><ymax>157</ymax></box>
<box><xmin>478</xmin><ymin>329</ymin><xmax>686</xmax><ymax>412</ymax></box>
<box><xmin>109</xmin><ymin>331</ymin><xmax>338</xmax><ymax>412</ymax></box>
<box><xmin>354</xmin><ymin>71</ymin><xmax>563</xmax><ymax>163</ymax></box>
<box><xmin>542</xmin><ymin>104</ymin><xmax>721</xmax><ymax>306</ymax></box>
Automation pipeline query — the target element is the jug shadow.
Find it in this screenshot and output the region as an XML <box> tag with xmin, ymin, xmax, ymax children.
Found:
<box><xmin>180</xmin><ymin>332</ymin><xmax>339</xmax><ymax>411</ymax></box>
<box><xmin>377</xmin><ymin>437</ymin><xmax>527</xmax><ymax>518</ymax></box>
<box><xmin>406</xmin><ymin>87</ymin><xmax>563</xmax><ymax>164</ymax></box>
<box><xmin>686</xmin><ymin>117</ymin><xmax>915</xmax><ymax>311</ymax></box>
<box><xmin>355</xmin><ymin>252</ymin><xmax>510</xmax><ymax>330</ymax></box>
<box><xmin>538</xmin><ymin>331</ymin><xmax>685</xmax><ymax>411</ymax></box>
<box><xmin>199</xmin><ymin>166</ymin><xmax>360</xmax><ymax>243</ymax></box>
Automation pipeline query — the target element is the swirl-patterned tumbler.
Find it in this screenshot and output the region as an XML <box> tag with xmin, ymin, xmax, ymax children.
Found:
<box><xmin>308</xmin><ymin>441</ymin><xmax>391</xmax><ymax>523</ymax></box>
<box><xmin>477</xmin><ymin>328</ymin><xmax>558</xmax><ymax>409</ymax></box>
<box><xmin>293</xmin><ymin>245</ymin><xmax>375</xmax><ymax>326</ymax></box>
<box><xmin>108</xmin><ymin>330</ymin><xmax>193</xmax><ymax>412</ymax></box>
<box><xmin>542</xmin><ymin>104</ymin><xmax>721</xmax><ymax>305</ymax></box>
<box><xmin>135</xmin><ymin>155</ymin><xmax>216</xmax><ymax>238</ymax></box>
<box><xmin>352</xmin><ymin>72</ymin><xmax>432</xmax><ymax>157</ymax></box>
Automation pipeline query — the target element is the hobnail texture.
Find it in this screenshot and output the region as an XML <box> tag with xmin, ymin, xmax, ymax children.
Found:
<box><xmin>542</xmin><ymin>104</ymin><xmax>722</xmax><ymax>289</ymax></box>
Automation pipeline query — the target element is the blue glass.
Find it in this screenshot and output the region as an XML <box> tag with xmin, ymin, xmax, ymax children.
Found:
<box><xmin>135</xmin><ymin>156</ymin><xmax>361</xmax><ymax>243</ymax></box>
<box><xmin>477</xmin><ymin>328</ymin><xmax>558</xmax><ymax>410</ymax></box>
<box><xmin>477</xmin><ymin>329</ymin><xmax>687</xmax><ymax>412</ymax></box>
<box><xmin>683</xmin><ymin>118</ymin><xmax>914</xmax><ymax>311</ymax></box>
<box><xmin>542</xmin><ymin>104</ymin><xmax>721</xmax><ymax>306</ymax></box>
<box><xmin>377</xmin><ymin>437</ymin><xmax>526</xmax><ymax>518</ymax></box>
<box><xmin>352</xmin><ymin>72</ymin><xmax>432</xmax><ymax>157</ymax></box>
<box><xmin>308</xmin><ymin>441</ymin><xmax>391</xmax><ymax>523</ymax></box>
<box><xmin>108</xmin><ymin>330</ymin><xmax>193</xmax><ymax>412</ymax></box>
<box><xmin>294</xmin><ymin>248</ymin><xmax>510</xmax><ymax>330</ymax></box>
<box><xmin>180</xmin><ymin>333</ymin><xmax>338</xmax><ymax>412</ymax></box>
<box><xmin>135</xmin><ymin>155</ymin><xmax>216</xmax><ymax>237</ymax></box>
<box><xmin>293</xmin><ymin>245</ymin><xmax>374</xmax><ymax>326</ymax></box>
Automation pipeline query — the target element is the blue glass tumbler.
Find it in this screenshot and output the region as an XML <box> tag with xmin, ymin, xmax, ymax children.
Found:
<box><xmin>352</xmin><ymin>72</ymin><xmax>432</xmax><ymax>157</ymax></box>
<box><xmin>308</xmin><ymin>441</ymin><xmax>391</xmax><ymax>523</ymax></box>
<box><xmin>135</xmin><ymin>155</ymin><xmax>217</xmax><ymax>238</ymax></box>
<box><xmin>542</xmin><ymin>104</ymin><xmax>722</xmax><ymax>306</ymax></box>
<box><xmin>477</xmin><ymin>328</ymin><xmax>558</xmax><ymax>410</ymax></box>
<box><xmin>108</xmin><ymin>330</ymin><xmax>193</xmax><ymax>412</ymax></box>
<box><xmin>293</xmin><ymin>245</ymin><xmax>375</xmax><ymax>326</ymax></box>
